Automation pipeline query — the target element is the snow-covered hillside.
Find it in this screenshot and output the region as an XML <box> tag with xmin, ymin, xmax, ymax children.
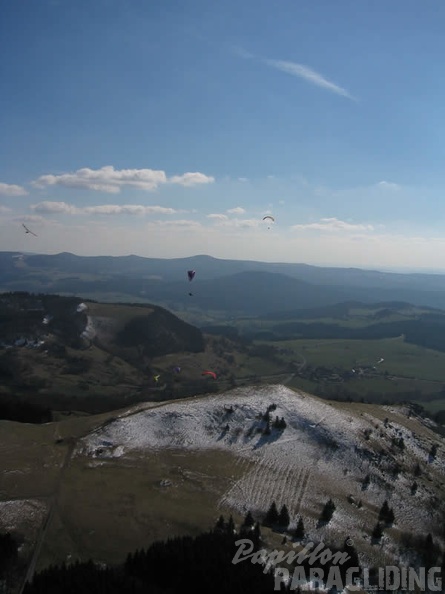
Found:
<box><xmin>76</xmin><ymin>384</ymin><xmax>445</xmax><ymax>567</ymax></box>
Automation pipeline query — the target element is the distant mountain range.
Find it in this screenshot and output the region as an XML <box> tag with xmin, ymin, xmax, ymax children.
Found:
<box><xmin>2</xmin><ymin>251</ymin><xmax>445</xmax><ymax>317</ymax></box>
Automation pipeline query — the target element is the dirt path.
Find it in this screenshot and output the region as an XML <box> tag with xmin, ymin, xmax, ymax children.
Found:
<box><xmin>19</xmin><ymin>440</ymin><xmax>76</xmax><ymax>593</ymax></box>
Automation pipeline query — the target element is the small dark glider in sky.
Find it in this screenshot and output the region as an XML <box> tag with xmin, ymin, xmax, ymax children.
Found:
<box><xmin>22</xmin><ymin>223</ymin><xmax>38</xmax><ymax>237</ymax></box>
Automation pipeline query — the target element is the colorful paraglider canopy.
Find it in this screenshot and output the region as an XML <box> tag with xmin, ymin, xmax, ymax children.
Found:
<box><xmin>173</xmin><ymin>366</ymin><xmax>181</xmax><ymax>373</ymax></box>
<box><xmin>153</xmin><ymin>374</ymin><xmax>160</xmax><ymax>382</ymax></box>
<box><xmin>187</xmin><ymin>270</ymin><xmax>196</xmax><ymax>281</ymax></box>
<box><xmin>202</xmin><ymin>370</ymin><xmax>217</xmax><ymax>380</ymax></box>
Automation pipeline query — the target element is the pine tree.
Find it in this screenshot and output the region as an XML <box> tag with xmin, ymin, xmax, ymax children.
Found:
<box><xmin>341</xmin><ymin>537</ymin><xmax>361</xmax><ymax>579</ymax></box>
<box><xmin>378</xmin><ymin>500</ymin><xmax>395</xmax><ymax>525</ymax></box>
<box><xmin>385</xmin><ymin>508</ymin><xmax>395</xmax><ymax>526</ymax></box>
<box><xmin>371</xmin><ymin>522</ymin><xmax>383</xmax><ymax>542</ymax></box>
<box><xmin>278</xmin><ymin>504</ymin><xmax>290</xmax><ymax>529</ymax></box>
<box><xmin>215</xmin><ymin>515</ymin><xmax>225</xmax><ymax>532</ymax></box>
<box><xmin>423</xmin><ymin>533</ymin><xmax>437</xmax><ymax>567</ymax></box>
<box><xmin>227</xmin><ymin>515</ymin><xmax>235</xmax><ymax>534</ymax></box>
<box><xmin>243</xmin><ymin>510</ymin><xmax>255</xmax><ymax>528</ymax></box>
<box><xmin>378</xmin><ymin>500</ymin><xmax>390</xmax><ymax>522</ymax></box>
<box><xmin>263</xmin><ymin>501</ymin><xmax>279</xmax><ymax>527</ymax></box>
<box><xmin>294</xmin><ymin>517</ymin><xmax>305</xmax><ymax>540</ymax></box>
<box><xmin>320</xmin><ymin>499</ymin><xmax>336</xmax><ymax>523</ymax></box>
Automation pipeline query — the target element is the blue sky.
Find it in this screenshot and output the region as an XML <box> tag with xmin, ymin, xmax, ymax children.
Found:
<box><xmin>1</xmin><ymin>0</ymin><xmax>445</xmax><ymax>271</ymax></box>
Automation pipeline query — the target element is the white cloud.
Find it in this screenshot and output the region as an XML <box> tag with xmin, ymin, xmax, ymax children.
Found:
<box><xmin>83</xmin><ymin>205</ymin><xmax>177</xmax><ymax>215</ymax></box>
<box><xmin>291</xmin><ymin>217</ymin><xmax>374</xmax><ymax>233</ymax></box>
<box><xmin>0</xmin><ymin>206</ymin><xmax>12</xmax><ymax>213</ymax></box>
<box><xmin>0</xmin><ymin>182</ymin><xmax>28</xmax><ymax>196</ymax></box>
<box><xmin>227</xmin><ymin>206</ymin><xmax>246</xmax><ymax>214</ymax></box>
<box><xmin>168</xmin><ymin>172</ymin><xmax>215</xmax><ymax>187</ymax></box>
<box><xmin>234</xmin><ymin>46</ymin><xmax>354</xmax><ymax>99</ymax></box>
<box><xmin>14</xmin><ymin>214</ymin><xmax>49</xmax><ymax>225</ymax></box>
<box><xmin>146</xmin><ymin>219</ymin><xmax>202</xmax><ymax>228</ymax></box>
<box><xmin>264</xmin><ymin>59</ymin><xmax>355</xmax><ymax>100</ymax></box>
<box><xmin>207</xmin><ymin>213</ymin><xmax>228</xmax><ymax>220</ymax></box>
<box><xmin>377</xmin><ymin>181</ymin><xmax>400</xmax><ymax>190</ymax></box>
<box><xmin>210</xmin><ymin>217</ymin><xmax>261</xmax><ymax>228</ymax></box>
<box><xmin>31</xmin><ymin>201</ymin><xmax>79</xmax><ymax>214</ymax></box>
<box><xmin>263</xmin><ymin>59</ymin><xmax>355</xmax><ymax>100</ymax></box>
<box><xmin>31</xmin><ymin>166</ymin><xmax>214</xmax><ymax>193</ymax></box>
<box><xmin>30</xmin><ymin>201</ymin><xmax>178</xmax><ymax>216</ymax></box>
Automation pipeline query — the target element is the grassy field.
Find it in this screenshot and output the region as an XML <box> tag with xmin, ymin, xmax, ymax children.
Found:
<box><xmin>270</xmin><ymin>336</ymin><xmax>445</xmax><ymax>380</ymax></box>
<box><xmin>242</xmin><ymin>336</ymin><xmax>445</xmax><ymax>409</ymax></box>
<box><xmin>38</xmin><ymin>448</ymin><xmax>249</xmax><ymax>569</ymax></box>
<box><xmin>0</xmin><ymin>401</ymin><xmax>254</xmax><ymax>573</ymax></box>
<box><xmin>414</xmin><ymin>397</ymin><xmax>445</xmax><ymax>414</ymax></box>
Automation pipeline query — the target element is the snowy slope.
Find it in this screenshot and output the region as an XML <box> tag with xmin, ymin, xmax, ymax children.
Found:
<box><xmin>75</xmin><ymin>384</ymin><xmax>445</xmax><ymax>566</ymax></box>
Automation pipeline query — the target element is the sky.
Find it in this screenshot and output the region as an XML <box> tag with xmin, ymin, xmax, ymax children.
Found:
<box><xmin>1</xmin><ymin>0</ymin><xmax>445</xmax><ymax>272</ymax></box>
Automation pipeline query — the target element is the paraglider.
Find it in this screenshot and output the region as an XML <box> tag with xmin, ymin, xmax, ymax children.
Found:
<box><xmin>153</xmin><ymin>374</ymin><xmax>160</xmax><ymax>383</ymax></box>
<box><xmin>187</xmin><ymin>270</ymin><xmax>196</xmax><ymax>296</ymax></box>
<box><xmin>202</xmin><ymin>370</ymin><xmax>217</xmax><ymax>380</ymax></box>
<box><xmin>262</xmin><ymin>215</ymin><xmax>274</xmax><ymax>229</ymax></box>
<box><xmin>173</xmin><ymin>366</ymin><xmax>181</xmax><ymax>374</ymax></box>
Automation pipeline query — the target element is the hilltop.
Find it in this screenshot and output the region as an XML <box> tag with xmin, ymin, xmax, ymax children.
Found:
<box><xmin>1</xmin><ymin>385</ymin><xmax>444</xmax><ymax>588</ymax></box>
<box><xmin>0</xmin><ymin>293</ymin><xmax>210</xmax><ymax>414</ymax></box>
<box><xmin>0</xmin><ymin>292</ymin><xmax>297</xmax><ymax>415</ymax></box>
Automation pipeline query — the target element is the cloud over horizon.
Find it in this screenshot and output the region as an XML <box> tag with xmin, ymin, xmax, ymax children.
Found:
<box><xmin>30</xmin><ymin>201</ymin><xmax>178</xmax><ymax>216</ymax></box>
<box><xmin>31</xmin><ymin>166</ymin><xmax>215</xmax><ymax>193</ymax></box>
<box><xmin>291</xmin><ymin>217</ymin><xmax>374</xmax><ymax>233</ymax></box>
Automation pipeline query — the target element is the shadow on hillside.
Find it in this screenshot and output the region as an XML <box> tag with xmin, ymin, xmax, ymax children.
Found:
<box><xmin>253</xmin><ymin>429</ymin><xmax>283</xmax><ymax>449</ymax></box>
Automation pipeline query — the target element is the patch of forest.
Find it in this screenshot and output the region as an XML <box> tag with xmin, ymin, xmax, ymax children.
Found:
<box><xmin>266</xmin><ymin>318</ymin><xmax>445</xmax><ymax>352</ymax></box>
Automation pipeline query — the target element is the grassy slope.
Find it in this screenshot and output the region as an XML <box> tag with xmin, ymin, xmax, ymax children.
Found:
<box><xmin>1</xmin><ymin>392</ymin><xmax>444</xmax><ymax>579</ymax></box>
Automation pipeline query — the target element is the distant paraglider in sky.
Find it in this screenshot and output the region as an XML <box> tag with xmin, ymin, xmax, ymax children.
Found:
<box><xmin>262</xmin><ymin>215</ymin><xmax>275</xmax><ymax>229</ymax></box>
<box><xmin>187</xmin><ymin>270</ymin><xmax>196</xmax><ymax>296</ymax></box>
